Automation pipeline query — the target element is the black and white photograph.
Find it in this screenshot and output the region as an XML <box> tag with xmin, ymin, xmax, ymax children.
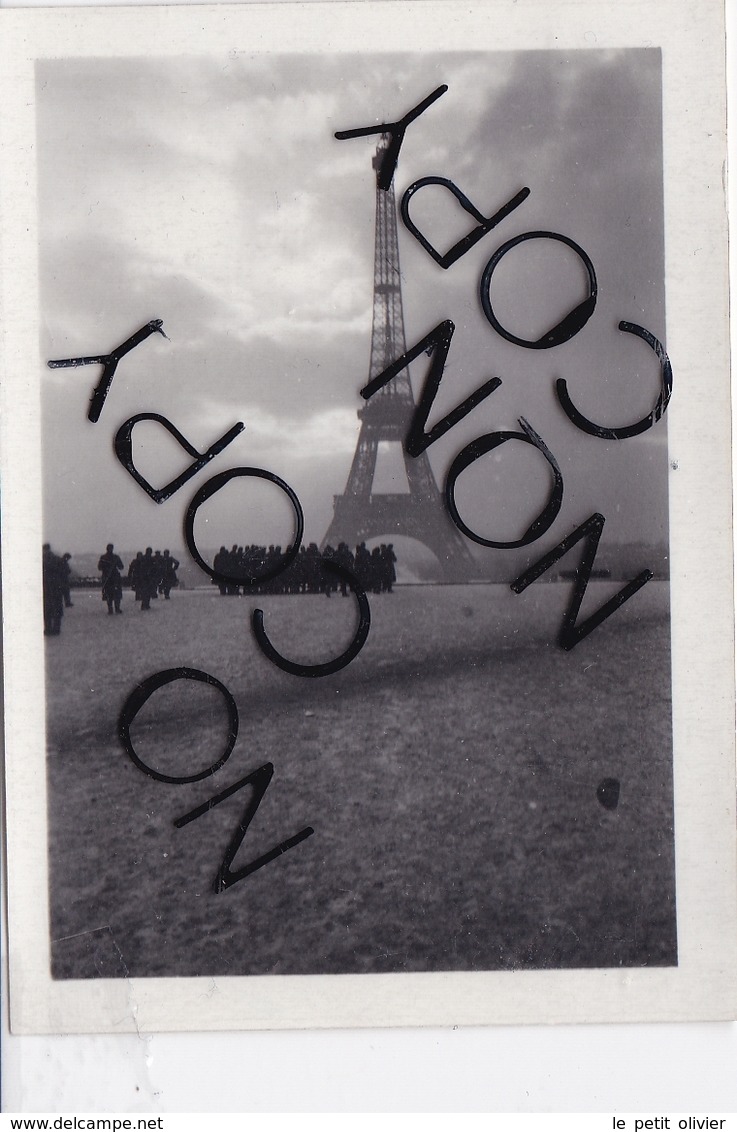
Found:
<box><xmin>37</xmin><ymin>45</ymin><xmax>676</xmax><ymax>981</ymax></box>
<box><xmin>1</xmin><ymin>0</ymin><xmax>735</xmax><ymax>1035</ymax></box>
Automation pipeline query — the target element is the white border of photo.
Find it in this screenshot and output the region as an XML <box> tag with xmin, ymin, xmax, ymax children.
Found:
<box><xmin>0</xmin><ymin>0</ymin><xmax>735</xmax><ymax>1106</ymax></box>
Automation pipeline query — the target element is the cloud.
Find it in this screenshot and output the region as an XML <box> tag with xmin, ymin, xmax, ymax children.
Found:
<box><xmin>37</xmin><ymin>49</ymin><xmax>668</xmax><ymax>554</ymax></box>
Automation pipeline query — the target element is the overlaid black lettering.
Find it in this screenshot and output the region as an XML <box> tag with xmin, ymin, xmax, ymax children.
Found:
<box><xmin>335</xmin><ymin>85</ymin><xmax>448</xmax><ymax>191</ymax></box>
<box><xmin>184</xmin><ymin>467</ymin><xmax>304</xmax><ymax>587</ymax></box>
<box><xmin>361</xmin><ymin>320</ymin><xmax>501</xmax><ymax>456</ymax></box>
<box><xmin>401</xmin><ymin>177</ymin><xmax>530</xmax><ymax>269</ymax></box>
<box><xmin>173</xmin><ymin>762</ymin><xmax>314</xmax><ymax>893</ymax></box>
<box><xmin>511</xmin><ymin>512</ymin><xmax>653</xmax><ymax>650</ymax></box>
<box><xmin>118</xmin><ymin>667</ymin><xmax>238</xmax><ymax>784</ymax></box>
<box><xmin>445</xmin><ymin>418</ymin><xmax>563</xmax><ymax>548</ymax></box>
<box><xmin>114</xmin><ymin>414</ymin><xmax>245</xmax><ymax>503</ymax></box>
<box><xmin>48</xmin><ymin>319</ymin><xmax>168</xmax><ymax>423</ymax></box>
<box><xmin>480</xmin><ymin>232</ymin><xmax>597</xmax><ymax>348</ymax></box>
<box><xmin>555</xmin><ymin>321</ymin><xmax>673</xmax><ymax>439</ymax></box>
<box><xmin>252</xmin><ymin>559</ymin><xmax>371</xmax><ymax>677</ymax></box>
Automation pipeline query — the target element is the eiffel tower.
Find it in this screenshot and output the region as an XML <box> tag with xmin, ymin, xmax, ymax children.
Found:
<box><xmin>321</xmin><ymin>137</ymin><xmax>478</xmax><ymax>582</ymax></box>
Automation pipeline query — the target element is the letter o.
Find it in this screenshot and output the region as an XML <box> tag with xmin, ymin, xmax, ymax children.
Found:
<box><xmin>118</xmin><ymin>667</ymin><xmax>238</xmax><ymax>784</ymax></box>
<box><xmin>445</xmin><ymin>419</ymin><xmax>563</xmax><ymax>548</ymax></box>
<box><xmin>184</xmin><ymin>467</ymin><xmax>305</xmax><ymax>587</ymax></box>
<box><xmin>480</xmin><ymin>231</ymin><xmax>598</xmax><ymax>349</ymax></box>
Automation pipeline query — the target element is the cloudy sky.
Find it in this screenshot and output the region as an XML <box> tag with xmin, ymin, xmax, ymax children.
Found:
<box><xmin>36</xmin><ymin>48</ymin><xmax>667</xmax><ymax>562</ymax></box>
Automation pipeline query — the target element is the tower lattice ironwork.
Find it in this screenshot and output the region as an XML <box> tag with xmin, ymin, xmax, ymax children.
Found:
<box><xmin>321</xmin><ymin>138</ymin><xmax>477</xmax><ymax>582</ymax></box>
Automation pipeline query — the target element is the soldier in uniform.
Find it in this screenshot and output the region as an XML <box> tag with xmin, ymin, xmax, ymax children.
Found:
<box><xmin>381</xmin><ymin>543</ymin><xmax>397</xmax><ymax>593</ymax></box>
<box><xmin>98</xmin><ymin>543</ymin><xmax>124</xmax><ymax>614</ymax></box>
<box><xmin>354</xmin><ymin>542</ymin><xmax>372</xmax><ymax>591</ymax></box>
<box><xmin>213</xmin><ymin>547</ymin><xmax>228</xmax><ymax>596</ymax></box>
<box><xmin>42</xmin><ymin>543</ymin><xmax>65</xmax><ymax>636</ymax></box>
<box><xmin>137</xmin><ymin>547</ymin><xmax>159</xmax><ymax>611</ymax></box>
<box><xmin>227</xmin><ymin>544</ymin><xmax>240</xmax><ymax>595</ymax></box>
<box><xmin>160</xmin><ymin>550</ymin><xmax>180</xmax><ymax>599</ymax></box>
<box><xmin>128</xmin><ymin>552</ymin><xmax>143</xmax><ymax>600</ymax></box>
<box><xmin>334</xmin><ymin>542</ymin><xmax>355</xmax><ymax>597</ymax></box>
<box><xmin>151</xmin><ymin>551</ymin><xmax>164</xmax><ymax>598</ymax></box>
<box><xmin>60</xmin><ymin>552</ymin><xmax>74</xmax><ymax>607</ymax></box>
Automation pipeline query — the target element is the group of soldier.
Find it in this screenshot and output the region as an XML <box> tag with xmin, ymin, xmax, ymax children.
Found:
<box><xmin>42</xmin><ymin>542</ymin><xmax>181</xmax><ymax>633</ymax></box>
<box><xmin>43</xmin><ymin>537</ymin><xmax>398</xmax><ymax>634</ymax></box>
<box><xmin>100</xmin><ymin>546</ymin><xmax>181</xmax><ymax>613</ymax></box>
<box><xmin>212</xmin><ymin>541</ymin><xmax>397</xmax><ymax>597</ymax></box>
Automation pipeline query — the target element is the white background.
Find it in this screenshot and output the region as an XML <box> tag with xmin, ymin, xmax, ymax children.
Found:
<box><xmin>1</xmin><ymin>0</ymin><xmax>736</xmax><ymax>1114</ymax></box>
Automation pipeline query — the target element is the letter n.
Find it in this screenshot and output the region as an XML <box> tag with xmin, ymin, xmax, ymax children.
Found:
<box><xmin>510</xmin><ymin>512</ymin><xmax>653</xmax><ymax>650</ymax></box>
<box><xmin>174</xmin><ymin>763</ymin><xmax>313</xmax><ymax>893</ymax></box>
<box><xmin>361</xmin><ymin>319</ymin><xmax>501</xmax><ymax>456</ymax></box>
